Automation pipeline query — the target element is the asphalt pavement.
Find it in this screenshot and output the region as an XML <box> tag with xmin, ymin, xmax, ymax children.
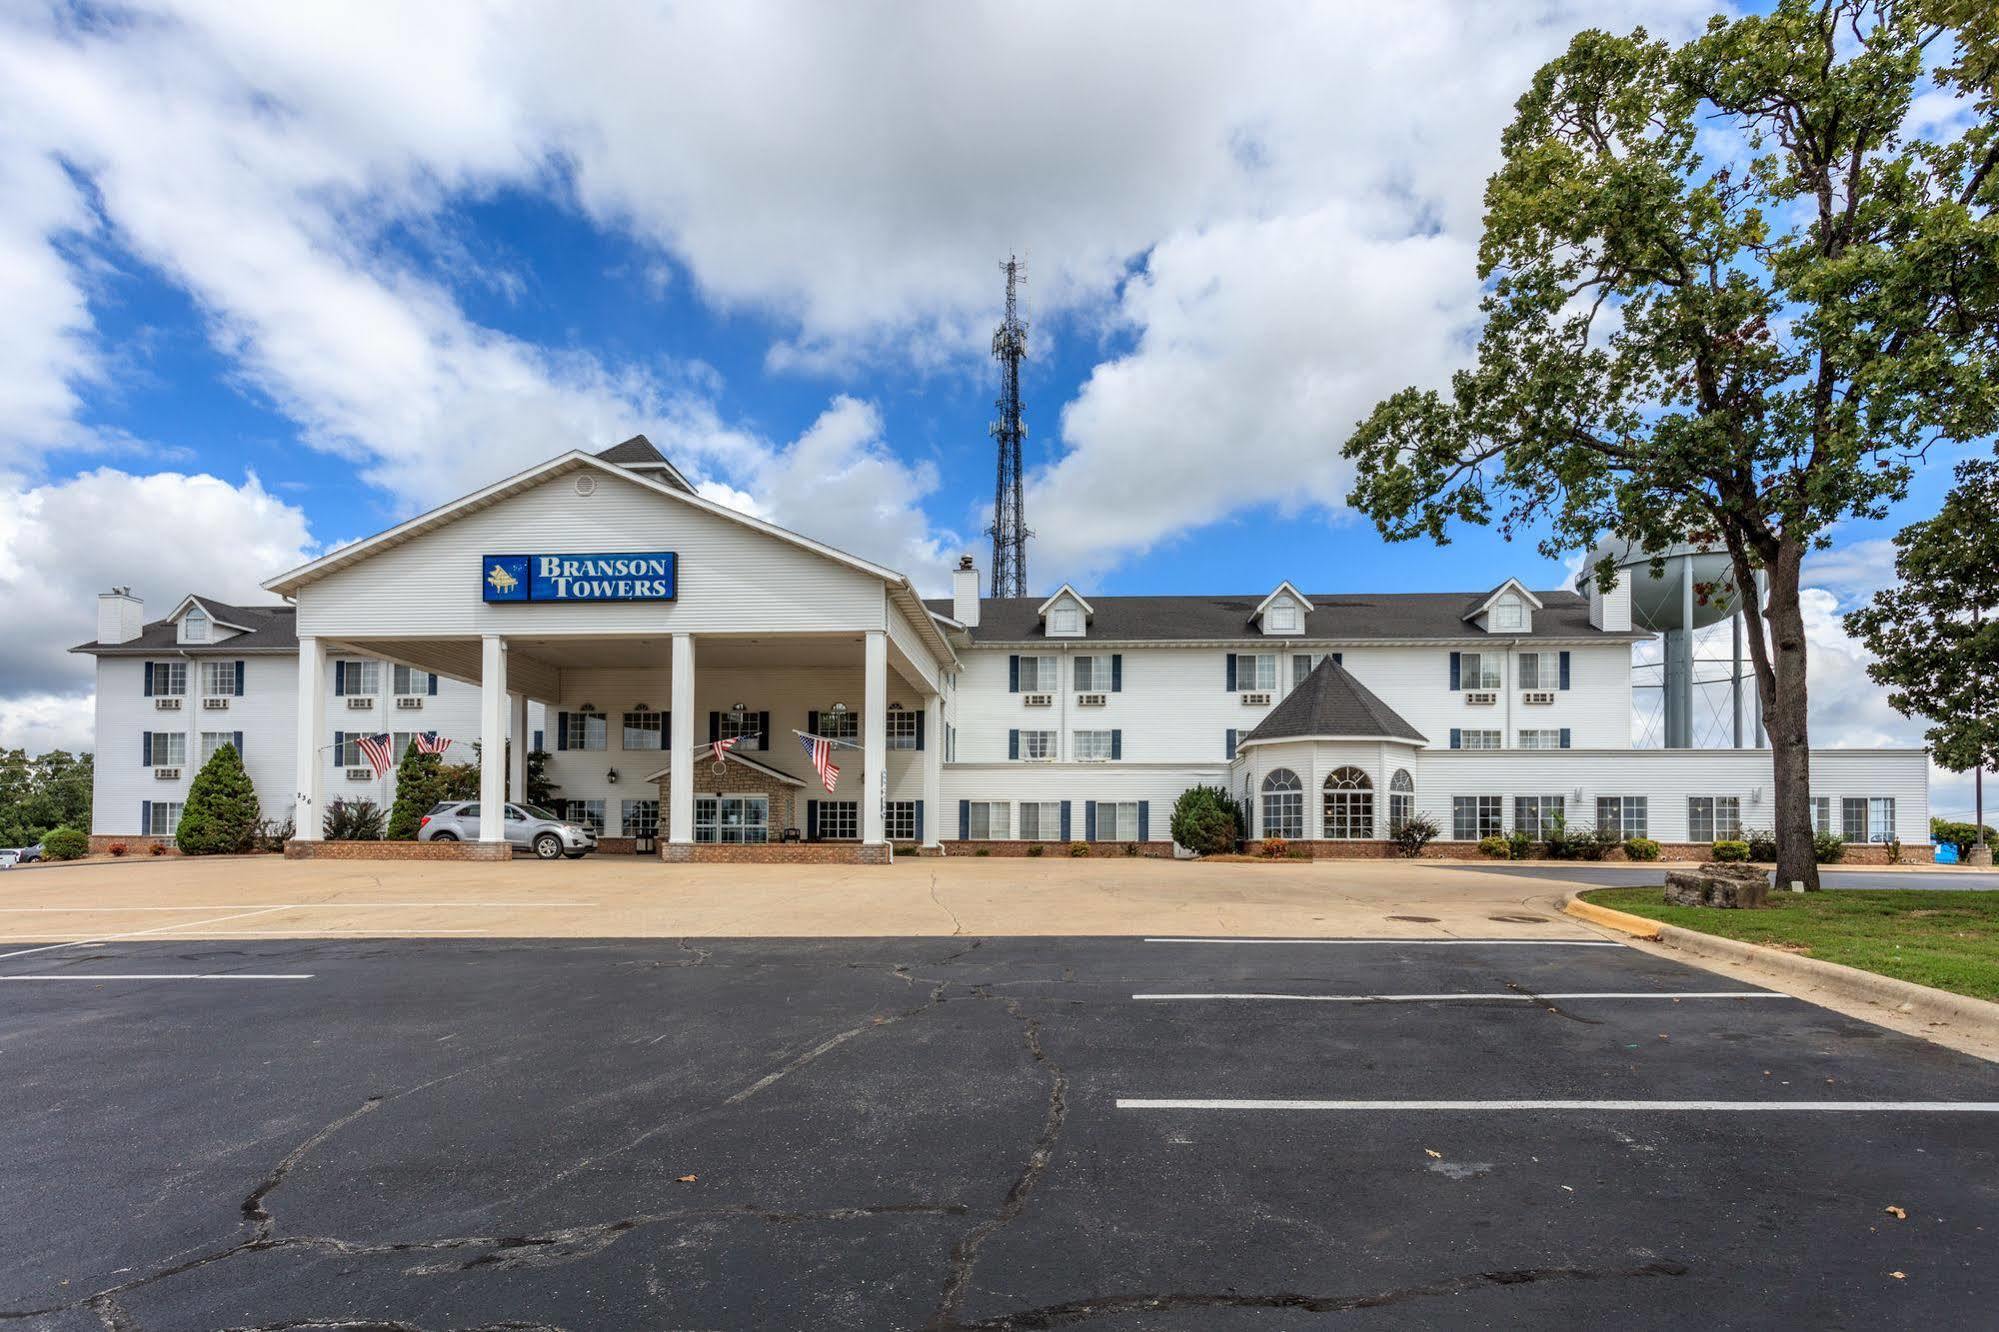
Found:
<box><xmin>2</xmin><ymin>934</ymin><xmax>1996</xmax><ymax>1329</ymax></box>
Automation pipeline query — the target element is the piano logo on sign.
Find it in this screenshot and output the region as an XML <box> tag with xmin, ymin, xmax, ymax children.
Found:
<box><xmin>482</xmin><ymin>553</ymin><xmax>677</xmax><ymax>603</ymax></box>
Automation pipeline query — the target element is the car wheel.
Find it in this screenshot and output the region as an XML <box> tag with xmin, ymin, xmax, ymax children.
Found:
<box><xmin>533</xmin><ymin>833</ymin><xmax>563</xmax><ymax>860</ymax></box>
<box><xmin>430</xmin><ymin>831</ymin><xmax>457</xmax><ymax>842</ymax></box>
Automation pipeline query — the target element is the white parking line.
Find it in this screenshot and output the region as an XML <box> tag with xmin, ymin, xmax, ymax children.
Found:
<box><xmin>1118</xmin><ymin>1099</ymin><xmax>1999</xmax><ymax>1112</ymax></box>
<box><xmin>0</xmin><ymin>908</ymin><xmax>293</xmax><ymax>962</ymax></box>
<box><xmin>1143</xmin><ymin>937</ymin><xmax>1621</xmax><ymax>947</ymax></box>
<box><xmin>1133</xmin><ymin>991</ymin><xmax>1789</xmax><ymax>1003</ymax></box>
<box><xmin>0</xmin><ymin>974</ymin><xmax>313</xmax><ymax>981</ymax></box>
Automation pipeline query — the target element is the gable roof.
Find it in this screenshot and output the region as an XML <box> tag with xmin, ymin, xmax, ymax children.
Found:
<box><xmin>1252</xmin><ymin>581</ymin><xmax>1314</xmax><ymax>618</ymax></box>
<box><xmin>1239</xmin><ymin>657</ymin><xmax>1427</xmax><ymax>745</ymax></box>
<box><xmin>594</xmin><ymin>434</ymin><xmax>695</xmax><ymax>493</ymax></box>
<box><xmin>639</xmin><ymin>745</ymin><xmax>805</xmax><ymax>787</ymax></box>
<box><xmin>167</xmin><ymin>594</ymin><xmax>260</xmax><ymax>633</ymax></box>
<box><xmin>1036</xmin><ymin>584</ymin><xmax>1094</xmax><ymax>617</ymax></box>
<box><xmin>71</xmin><ymin>600</ymin><xmax>299</xmax><ymax>656</ymax></box>
<box><xmin>1462</xmin><ymin>578</ymin><xmax>1545</xmax><ymax>621</ymax></box>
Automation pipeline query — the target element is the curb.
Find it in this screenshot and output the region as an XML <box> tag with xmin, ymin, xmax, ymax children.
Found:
<box><xmin>1561</xmin><ymin>893</ymin><xmax>1999</xmax><ymax>1031</ymax></box>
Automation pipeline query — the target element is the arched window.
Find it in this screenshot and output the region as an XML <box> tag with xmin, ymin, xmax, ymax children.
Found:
<box><xmin>1322</xmin><ymin>766</ymin><xmax>1375</xmax><ymax>839</ymax></box>
<box><xmin>183</xmin><ymin>606</ymin><xmax>210</xmax><ymax>642</ymax></box>
<box><xmin>1261</xmin><ymin>768</ymin><xmax>1303</xmax><ymax>840</ymax></box>
<box><xmin>1389</xmin><ymin>768</ymin><xmax>1415</xmax><ymax>834</ymax></box>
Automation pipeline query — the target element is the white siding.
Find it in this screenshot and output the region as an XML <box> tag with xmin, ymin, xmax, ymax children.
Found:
<box><xmin>940</xmin><ymin>764</ymin><xmax>1222</xmax><ymax>841</ymax></box>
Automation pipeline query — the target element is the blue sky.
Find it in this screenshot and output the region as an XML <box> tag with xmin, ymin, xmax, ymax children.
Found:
<box><xmin>0</xmin><ymin>0</ymin><xmax>1988</xmax><ymax>815</ymax></box>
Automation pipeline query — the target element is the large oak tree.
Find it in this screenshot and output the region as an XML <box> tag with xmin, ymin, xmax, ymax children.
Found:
<box><xmin>1342</xmin><ymin>0</ymin><xmax>1999</xmax><ymax>887</ymax></box>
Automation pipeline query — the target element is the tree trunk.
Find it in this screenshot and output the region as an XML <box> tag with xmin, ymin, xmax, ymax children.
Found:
<box><xmin>1761</xmin><ymin>537</ymin><xmax>1822</xmax><ymax>890</ymax></box>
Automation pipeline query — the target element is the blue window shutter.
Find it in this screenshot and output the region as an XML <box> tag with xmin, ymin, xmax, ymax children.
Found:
<box><xmin>1110</xmin><ymin>654</ymin><xmax>1123</xmax><ymax>692</ymax></box>
<box><xmin>958</xmin><ymin>799</ymin><xmax>971</xmax><ymax>840</ymax></box>
<box><xmin>233</xmin><ymin>731</ymin><xmax>243</xmax><ymax>757</ymax></box>
<box><xmin>1333</xmin><ymin>652</ymin><xmax>1343</xmax><ymax>666</ymax></box>
<box><xmin>806</xmin><ymin>799</ymin><xmax>820</xmax><ymax>840</ymax></box>
<box><xmin>1448</xmin><ymin>652</ymin><xmax>1460</xmax><ymax>690</ymax></box>
<box><xmin>913</xmin><ymin>710</ymin><xmax>925</xmax><ymax>751</ymax></box>
<box><xmin>708</xmin><ymin>712</ymin><xmax>720</xmax><ymax>744</ymax></box>
<box><xmin>143</xmin><ymin>662</ymin><xmax>154</xmax><ymax>697</ymax></box>
<box><xmin>334</xmin><ymin>731</ymin><xmax>345</xmax><ymax>762</ymax></box>
<box><xmin>142</xmin><ymin>731</ymin><xmax>152</xmax><ymax>766</ymax></box>
<box><xmin>1559</xmin><ymin>651</ymin><xmax>1572</xmax><ymax>690</ymax></box>
<box><xmin>556</xmin><ymin>712</ymin><xmax>569</xmax><ymax>751</ymax></box>
<box><xmin>1226</xmin><ymin>654</ymin><xmax>1237</xmax><ymax>690</ymax></box>
<box><xmin>1085</xmin><ymin>800</ymin><xmax>1097</xmax><ymax>841</ymax></box>
<box><xmin>663</xmin><ymin>713</ymin><xmax>670</xmax><ymax>749</ymax></box>
<box><xmin>914</xmin><ymin>800</ymin><xmax>925</xmax><ymax>843</ymax></box>
<box><xmin>1138</xmin><ymin>801</ymin><xmax>1150</xmax><ymax>842</ymax></box>
<box><xmin>234</xmin><ymin>661</ymin><xmax>246</xmax><ymax>696</ymax></box>
<box><xmin>428</xmin><ymin>672</ymin><xmax>439</xmax><ymax>696</ymax></box>
<box><xmin>1008</xmin><ymin>729</ymin><xmax>1020</xmax><ymax>760</ymax></box>
<box><xmin>141</xmin><ymin>800</ymin><xmax>150</xmax><ymax>834</ymax></box>
<box><xmin>1559</xmin><ymin>728</ymin><xmax>1572</xmax><ymax>749</ymax></box>
<box><xmin>758</xmin><ymin>712</ymin><xmax>771</xmax><ymax>751</ymax></box>
<box><xmin>532</xmin><ymin>729</ymin><xmax>543</xmax><ymax>753</ymax></box>
<box><xmin>334</xmin><ymin>661</ymin><xmax>346</xmax><ymax>695</ymax></box>
<box><xmin>1110</xmin><ymin>730</ymin><xmax>1122</xmax><ymax>760</ymax></box>
<box><xmin>1008</xmin><ymin>655</ymin><xmax>1020</xmax><ymax>692</ymax></box>
<box><xmin>807</xmin><ymin>709</ymin><xmax>819</xmax><ymax>736</ymax></box>
<box><xmin>1225</xmin><ymin>728</ymin><xmax>1237</xmax><ymax>760</ymax></box>
<box><xmin>1450</xmin><ymin>727</ymin><xmax>1461</xmax><ymax>750</ymax></box>
<box><xmin>1060</xmin><ymin>800</ymin><xmax>1071</xmax><ymax>841</ymax></box>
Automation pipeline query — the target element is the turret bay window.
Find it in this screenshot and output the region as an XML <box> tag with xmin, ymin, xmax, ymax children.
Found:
<box><xmin>1322</xmin><ymin>767</ymin><xmax>1374</xmax><ymax>839</ymax></box>
<box><xmin>1514</xmin><ymin>795</ymin><xmax>1564</xmax><ymax>838</ymax></box>
<box><xmin>1841</xmin><ymin>797</ymin><xmax>1896</xmax><ymax>844</ymax></box>
<box><xmin>1388</xmin><ymin>769</ymin><xmax>1414</xmax><ymax>833</ymax></box>
<box><xmin>1453</xmin><ymin>795</ymin><xmax>1503</xmax><ymax>841</ymax></box>
<box><xmin>1688</xmin><ymin>796</ymin><xmax>1742</xmax><ymax>843</ymax></box>
<box><xmin>622</xmin><ymin>708</ymin><xmax>664</xmax><ymax>750</ymax></box>
<box><xmin>1261</xmin><ymin>769</ymin><xmax>1304</xmax><ymax>839</ymax></box>
<box><xmin>1596</xmin><ymin>796</ymin><xmax>1648</xmax><ymax>840</ymax></box>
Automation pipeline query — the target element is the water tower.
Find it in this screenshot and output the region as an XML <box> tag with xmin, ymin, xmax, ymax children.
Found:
<box><xmin>1582</xmin><ymin>538</ymin><xmax>1766</xmax><ymax>750</ymax></box>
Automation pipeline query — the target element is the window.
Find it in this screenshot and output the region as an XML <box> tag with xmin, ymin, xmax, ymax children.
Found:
<box><xmin>1389</xmin><ymin>769</ymin><xmax>1414</xmax><ymax>833</ymax></box>
<box><xmin>718</xmin><ymin>710</ymin><xmax>762</xmax><ymax>743</ymax></box>
<box><xmin>814</xmin><ymin>800</ymin><xmax>858</xmax><ymax>841</ymax></box>
<box><xmin>332</xmin><ymin>734</ymin><xmax>361</xmax><ymax>768</ymax></box>
<box><xmin>1074</xmin><ymin>656</ymin><xmax>1108</xmax><ymax>691</ymax></box>
<box><xmin>148</xmin><ymin>802</ymin><xmax>184</xmax><ymax>837</ymax></box>
<box><xmin>1018</xmin><ymin>656</ymin><xmax>1059</xmax><ymax>691</ymax></box>
<box><xmin>885</xmin><ymin>801</ymin><xmax>917</xmax><ymax>842</ymax></box>
<box><xmin>815</xmin><ymin>709</ymin><xmax>859</xmax><ymax>741</ymax></box>
<box><xmin>182</xmin><ymin>607</ymin><xmax>210</xmax><ymax>642</ymax></box>
<box><xmin>202</xmin><ymin>660</ymin><xmax>237</xmax><ymax>695</ymax></box>
<box><xmin>623</xmin><ymin>799</ymin><xmax>659</xmax><ymax>839</ymax></box>
<box><xmin>886</xmin><ymin>707</ymin><xmax>919</xmax><ymax>750</ymax></box>
<box><xmin>1073</xmin><ymin>730</ymin><xmax>1115</xmax><ymax>761</ymax></box>
<box><xmin>566</xmin><ymin>799</ymin><xmax>607</xmax><ymax>835</ymax></box>
<box><xmin>148</xmin><ymin>731</ymin><xmax>187</xmax><ymax>767</ymax></box>
<box><xmin>1517</xmin><ymin>652</ymin><xmax>1557</xmax><ymax>689</ymax></box>
<box><xmin>1267</xmin><ymin>604</ymin><xmax>1297</xmax><ymax>632</ymax></box>
<box><xmin>1514</xmin><ymin>795</ymin><xmax>1565</xmax><ymax>838</ymax></box>
<box><xmin>1688</xmin><ymin>796</ymin><xmax>1743</xmax><ymax>843</ymax></box>
<box><xmin>1841</xmin><ymin>797</ymin><xmax>1895</xmax><ymax>844</ymax></box>
<box><xmin>1019</xmin><ymin>730</ymin><xmax>1056</xmax><ymax>761</ymax></box>
<box><xmin>622</xmin><ymin>708</ymin><xmax>663</xmax><ymax>750</ymax></box>
<box><xmin>1098</xmin><ymin>801</ymin><xmax>1140</xmax><ymax>842</ymax></box>
<box><xmin>1459</xmin><ymin>652</ymin><xmax>1502</xmax><ymax>689</ymax></box>
<box><xmin>1261</xmin><ymin>769</ymin><xmax>1304</xmax><ymax>839</ymax></box>
<box><xmin>1811</xmin><ymin>796</ymin><xmax>1831</xmax><ymax>835</ymax></box>
<box><xmin>1458</xmin><ymin>729</ymin><xmax>1502</xmax><ymax>750</ymax></box>
<box><xmin>199</xmin><ymin>731</ymin><xmax>238</xmax><ymax>763</ymax></box>
<box><xmin>1235</xmin><ymin>653</ymin><xmax>1277</xmax><ymax>691</ymax></box>
<box><xmin>1517</xmin><ymin>729</ymin><xmax>1563</xmax><ymax>749</ymax></box>
<box><xmin>1292</xmin><ymin>652</ymin><xmax>1333</xmax><ymax>687</ymax></box>
<box><xmin>339</xmin><ymin>660</ymin><xmax>381</xmax><ymax>696</ymax></box>
<box><xmin>1322</xmin><ymin>766</ymin><xmax>1375</xmax><ymax>839</ymax></box>
<box><xmin>392</xmin><ymin>665</ymin><xmax>433</xmax><ymax>696</ymax></box>
<box><xmin>1051</xmin><ymin>607</ymin><xmax>1080</xmax><ymax>634</ymax></box>
<box><xmin>1453</xmin><ymin>795</ymin><xmax>1504</xmax><ymax>841</ymax></box>
<box><xmin>945</xmin><ymin>723</ymin><xmax>957</xmax><ymax>763</ymax></box>
<box><xmin>1492</xmin><ymin>599</ymin><xmax>1526</xmax><ymax>630</ymax></box>
<box><xmin>1019</xmin><ymin>801</ymin><xmax>1063</xmax><ymax>840</ymax></box>
<box><xmin>149</xmin><ymin>661</ymin><xmax>188</xmax><ymax>696</ymax></box>
<box><xmin>1596</xmin><ymin>796</ymin><xmax>1648</xmax><ymax>840</ymax></box>
<box><xmin>565</xmin><ymin>711</ymin><xmax>608</xmax><ymax>751</ymax></box>
<box><xmin>967</xmin><ymin>801</ymin><xmax>1011</xmax><ymax>840</ymax></box>
<box><xmin>698</xmin><ymin>795</ymin><xmax>770</xmax><ymax>843</ymax></box>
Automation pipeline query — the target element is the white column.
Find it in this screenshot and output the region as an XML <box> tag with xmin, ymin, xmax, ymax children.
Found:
<box><xmin>863</xmin><ymin>630</ymin><xmax>887</xmax><ymax>846</ymax></box>
<box><xmin>922</xmin><ymin>691</ymin><xmax>943</xmax><ymax>849</ymax></box>
<box><xmin>293</xmin><ymin>636</ymin><xmax>325</xmax><ymax>840</ymax></box>
<box><xmin>669</xmin><ymin>633</ymin><xmax>696</xmax><ymax>846</ymax></box>
<box><xmin>508</xmin><ymin>692</ymin><xmax>528</xmax><ymax>801</ymax></box>
<box><xmin>479</xmin><ymin>635</ymin><xmax>508</xmax><ymax>844</ymax></box>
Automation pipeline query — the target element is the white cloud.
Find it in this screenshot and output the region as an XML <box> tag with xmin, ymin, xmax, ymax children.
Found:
<box><xmin>0</xmin><ymin>691</ymin><xmax>96</xmax><ymax>756</ymax></box>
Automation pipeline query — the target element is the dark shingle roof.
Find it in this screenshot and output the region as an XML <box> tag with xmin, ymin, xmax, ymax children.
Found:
<box><xmin>1241</xmin><ymin>657</ymin><xmax>1426</xmax><ymax>744</ymax></box>
<box><xmin>594</xmin><ymin>434</ymin><xmax>668</xmax><ymax>467</ymax></box>
<box><xmin>922</xmin><ymin>589</ymin><xmax>1636</xmax><ymax>642</ymax></box>
<box><xmin>71</xmin><ymin>600</ymin><xmax>298</xmax><ymax>656</ymax></box>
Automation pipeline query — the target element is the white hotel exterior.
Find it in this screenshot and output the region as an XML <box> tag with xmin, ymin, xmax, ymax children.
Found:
<box><xmin>76</xmin><ymin>437</ymin><xmax>1928</xmax><ymax>860</ymax></box>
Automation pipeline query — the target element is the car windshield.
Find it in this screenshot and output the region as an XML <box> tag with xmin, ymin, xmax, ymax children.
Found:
<box><xmin>517</xmin><ymin>804</ymin><xmax>562</xmax><ymax>821</ymax></box>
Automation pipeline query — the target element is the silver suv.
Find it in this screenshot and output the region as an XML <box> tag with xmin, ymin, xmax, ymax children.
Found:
<box><xmin>418</xmin><ymin>801</ymin><xmax>598</xmax><ymax>859</ymax></box>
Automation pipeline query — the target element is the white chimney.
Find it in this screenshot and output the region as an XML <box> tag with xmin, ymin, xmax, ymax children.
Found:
<box><xmin>1587</xmin><ymin>568</ymin><xmax>1632</xmax><ymax>633</ymax></box>
<box><xmin>98</xmin><ymin>587</ymin><xmax>144</xmax><ymax>644</ymax></box>
<box><xmin>952</xmin><ymin>555</ymin><xmax>981</xmax><ymax>627</ymax></box>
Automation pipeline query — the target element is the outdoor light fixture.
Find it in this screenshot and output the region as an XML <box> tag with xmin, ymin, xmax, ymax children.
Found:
<box><xmin>606</xmin><ymin>768</ymin><xmax>620</xmax><ymax>785</ymax></box>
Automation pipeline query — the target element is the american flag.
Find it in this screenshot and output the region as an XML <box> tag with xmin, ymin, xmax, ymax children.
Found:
<box><xmin>355</xmin><ymin>732</ymin><xmax>396</xmax><ymax>778</ymax></box>
<box><xmin>799</xmin><ymin>732</ymin><xmax>840</xmax><ymax>793</ymax></box>
<box><xmin>413</xmin><ymin>731</ymin><xmax>451</xmax><ymax>756</ymax></box>
<box><xmin>711</xmin><ymin>734</ymin><xmax>741</xmax><ymax>764</ymax></box>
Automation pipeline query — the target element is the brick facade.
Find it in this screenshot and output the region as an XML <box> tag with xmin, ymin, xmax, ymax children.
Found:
<box><xmin>88</xmin><ymin>834</ymin><xmax>180</xmax><ymax>856</ymax></box>
<box><xmin>660</xmin><ymin>841</ymin><xmax>891</xmax><ymax>864</ymax></box>
<box><xmin>283</xmin><ymin>839</ymin><xmax>510</xmax><ymax>861</ymax></box>
<box><xmin>948</xmin><ymin>840</ymin><xmax>1176</xmax><ymax>859</ymax></box>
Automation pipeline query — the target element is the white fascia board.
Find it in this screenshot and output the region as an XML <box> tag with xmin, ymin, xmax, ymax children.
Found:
<box><xmin>1252</xmin><ymin>581</ymin><xmax>1315</xmax><ymax>617</ymax></box>
<box><xmin>1236</xmin><ymin>734</ymin><xmax>1428</xmax><ymax>750</ymax></box>
<box><xmin>1036</xmin><ymin>584</ymin><xmax>1095</xmax><ymax>617</ymax></box>
<box><xmin>638</xmin><ymin>747</ymin><xmax>807</xmax><ymax>786</ymax></box>
<box><xmin>1462</xmin><ymin>578</ymin><xmax>1546</xmax><ymax>621</ymax></box>
<box><xmin>167</xmin><ymin>594</ymin><xmax>257</xmax><ymax>634</ymax></box>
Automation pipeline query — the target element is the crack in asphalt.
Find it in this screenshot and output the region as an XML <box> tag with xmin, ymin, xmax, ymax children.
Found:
<box><xmin>214</xmin><ymin>1320</ymin><xmax>567</xmax><ymax>1331</ymax></box>
<box><xmin>723</xmin><ymin>976</ymin><xmax>955</xmax><ymax>1107</ymax></box>
<box><xmin>1504</xmin><ymin>979</ymin><xmax>1605</xmax><ymax>1025</ymax></box>
<box><xmin>929</xmin><ymin>872</ymin><xmax>967</xmax><ymax>936</ymax></box>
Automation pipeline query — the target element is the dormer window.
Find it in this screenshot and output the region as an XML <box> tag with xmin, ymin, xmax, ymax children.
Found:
<box><xmin>1268</xmin><ymin>604</ymin><xmax>1298</xmax><ymax>632</ymax></box>
<box><xmin>1052</xmin><ymin>607</ymin><xmax>1079</xmax><ymax>634</ymax></box>
<box><xmin>1492</xmin><ymin>600</ymin><xmax>1526</xmax><ymax>631</ymax></box>
<box><xmin>1254</xmin><ymin>582</ymin><xmax>1312</xmax><ymax>636</ymax></box>
<box><xmin>183</xmin><ymin>607</ymin><xmax>210</xmax><ymax>642</ymax></box>
<box><xmin>1037</xmin><ymin>584</ymin><xmax>1093</xmax><ymax>637</ymax></box>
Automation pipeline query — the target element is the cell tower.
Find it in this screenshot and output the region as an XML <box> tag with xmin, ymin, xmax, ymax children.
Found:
<box><xmin>986</xmin><ymin>255</ymin><xmax>1032</xmax><ymax>598</ymax></box>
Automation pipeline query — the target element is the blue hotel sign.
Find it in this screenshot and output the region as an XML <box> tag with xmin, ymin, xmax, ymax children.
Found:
<box><xmin>483</xmin><ymin>552</ymin><xmax>677</xmax><ymax>603</ymax></box>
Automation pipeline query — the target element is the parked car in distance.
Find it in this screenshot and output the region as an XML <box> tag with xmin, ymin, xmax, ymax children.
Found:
<box><xmin>13</xmin><ymin>844</ymin><xmax>41</xmax><ymax>864</ymax></box>
<box><xmin>416</xmin><ymin>801</ymin><xmax>597</xmax><ymax>859</ymax></box>
<box><xmin>0</xmin><ymin>849</ymin><xmax>19</xmax><ymax>870</ymax></box>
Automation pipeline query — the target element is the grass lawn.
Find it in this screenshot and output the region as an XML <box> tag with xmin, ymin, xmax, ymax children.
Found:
<box><xmin>1580</xmin><ymin>887</ymin><xmax>1999</xmax><ymax>1003</ymax></box>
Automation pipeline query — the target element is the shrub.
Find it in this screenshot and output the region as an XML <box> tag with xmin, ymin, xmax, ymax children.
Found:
<box><xmin>1390</xmin><ymin>813</ymin><xmax>1439</xmax><ymax>858</ymax></box>
<box><xmin>1712</xmin><ymin>840</ymin><xmax>1751</xmax><ymax>862</ymax></box>
<box><xmin>1477</xmin><ymin>834</ymin><xmax>1511</xmax><ymax>859</ymax></box>
<box><xmin>385</xmin><ymin>748</ymin><xmax>450</xmax><ymax>841</ymax></box>
<box><xmin>1170</xmin><ymin>785</ymin><xmax>1244</xmax><ymax>856</ymax></box>
<box><xmin>41</xmin><ymin>826</ymin><xmax>88</xmax><ymax>860</ymax></box>
<box><xmin>175</xmin><ymin>743</ymin><xmax>262</xmax><ymax>855</ymax></box>
<box><xmin>1257</xmin><ymin>837</ymin><xmax>1292</xmax><ymax>858</ymax></box>
<box><xmin>1069</xmin><ymin>842</ymin><xmax>1090</xmax><ymax>857</ymax></box>
<box><xmin>974</xmin><ymin>847</ymin><xmax>991</xmax><ymax>856</ymax></box>
<box><xmin>1124</xmin><ymin>842</ymin><xmax>1140</xmax><ymax>857</ymax></box>
<box><xmin>1506</xmin><ymin>829</ymin><xmax>1533</xmax><ymax>861</ymax></box>
<box><xmin>107</xmin><ymin>842</ymin><xmax>127</xmax><ymax>857</ymax></box>
<box><xmin>1930</xmin><ymin>819</ymin><xmax>1996</xmax><ymax>857</ymax></box>
<box><xmin>1027</xmin><ymin>843</ymin><xmax>1044</xmax><ymax>857</ymax></box>
<box><xmin>149</xmin><ymin>841</ymin><xmax>170</xmax><ymax>855</ymax></box>
<box><xmin>1541</xmin><ymin>812</ymin><xmax>1575</xmax><ymax>859</ymax></box>
<box><xmin>1743</xmin><ymin>828</ymin><xmax>1778</xmax><ymax>862</ymax></box>
<box><xmin>323</xmin><ymin>799</ymin><xmax>385</xmax><ymax>841</ymax></box>
<box><xmin>255</xmin><ymin>817</ymin><xmax>295</xmax><ymax>853</ymax></box>
<box><xmin>1623</xmin><ymin>837</ymin><xmax>1661</xmax><ymax>862</ymax></box>
<box><xmin>1888</xmin><ymin>838</ymin><xmax>1904</xmax><ymax>865</ymax></box>
<box><xmin>1813</xmin><ymin>830</ymin><xmax>1846</xmax><ymax>864</ymax></box>
<box><xmin>1570</xmin><ymin>825</ymin><xmax>1617</xmax><ymax>862</ymax></box>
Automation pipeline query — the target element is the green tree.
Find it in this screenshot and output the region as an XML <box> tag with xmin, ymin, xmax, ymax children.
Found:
<box><xmin>1341</xmin><ymin>1</ymin><xmax>1999</xmax><ymax>890</ymax></box>
<box><xmin>0</xmin><ymin>749</ymin><xmax>95</xmax><ymax>846</ymax></box>
<box><xmin>1846</xmin><ymin>458</ymin><xmax>1999</xmax><ymax>849</ymax></box>
<box><xmin>385</xmin><ymin>746</ymin><xmax>451</xmax><ymax>840</ymax></box>
<box><xmin>175</xmin><ymin>744</ymin><xmax>261</xmax><ymax>854</ymax></box>
<box><xmin>1170</xmin><ymin>785</ymin><xmax>1245</xmax><ymax>856</ymax></box>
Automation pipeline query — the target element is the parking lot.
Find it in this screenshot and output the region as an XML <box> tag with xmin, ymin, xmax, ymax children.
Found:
<box><xmin>3</xmin><ymin>926</ymin><xmax>1997</xmax><ymax>1329</ymax></box>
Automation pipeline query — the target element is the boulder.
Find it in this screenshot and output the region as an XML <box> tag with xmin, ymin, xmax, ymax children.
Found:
<box><xmin>1664</xmin><ymin>863</ymin><xmax>1769</xmax><ymax>909</ymax></box>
